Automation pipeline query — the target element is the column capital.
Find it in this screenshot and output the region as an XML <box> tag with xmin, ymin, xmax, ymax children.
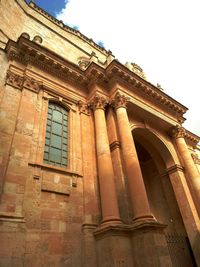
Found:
<box><xmin>170</xmin><ymin>125</ymin><xmax>186</xmax><ymax>139</ymax></box>
<box><xmin>78</xmin><ymin>100</ymin><xmax>91</xmax><ymax>115</ymax></box>
<box><xmin>89</xmin><ymin>94</ymin><xmax>108</xmax><ymax>111</ymax></box>
<box><xmin>111</xmin><ymin>92</ymin><xmax>130</xmax><ymax>110</ymax></box>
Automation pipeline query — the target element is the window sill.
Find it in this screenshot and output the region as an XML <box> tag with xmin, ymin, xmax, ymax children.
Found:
<box><xmin>28</xmin><ymin>162</ymin><xmax>83</xmax><ymax>177</ymax></box>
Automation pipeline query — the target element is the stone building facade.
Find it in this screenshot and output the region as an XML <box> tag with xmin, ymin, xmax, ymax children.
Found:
<box><xmin>0</xmin><ymin>1</ymin><xmax>200</xmax><ymax>266</ymax></box>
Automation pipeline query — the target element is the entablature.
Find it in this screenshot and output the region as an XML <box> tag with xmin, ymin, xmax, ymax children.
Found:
<box><xmin>5</xmin><ymin>35</ymin><xmax>188</xmax><ymax>127</ymax></box>
<box><xmin>106</xmin><ymin>61</ymin><xmax>187</xmax><ymax>124</ymax></box>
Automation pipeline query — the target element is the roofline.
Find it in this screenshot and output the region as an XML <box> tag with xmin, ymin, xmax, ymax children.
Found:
<box><xmin>21</xmin><ymin>0</ymin><xmax>112</xmax><ymax>56</ymax></box>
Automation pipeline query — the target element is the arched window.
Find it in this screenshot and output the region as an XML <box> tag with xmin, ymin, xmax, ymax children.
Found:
<box><xmin>44</xmin><ymin>102</ymin><xmax>68</xmax><ymax>167</ymax></box>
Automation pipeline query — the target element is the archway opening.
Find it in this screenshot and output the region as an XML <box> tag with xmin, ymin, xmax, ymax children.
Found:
<box><xmin>132</xmin><ymin>128</ymin><xmax>186</xmax><ymax>235</ymax></box>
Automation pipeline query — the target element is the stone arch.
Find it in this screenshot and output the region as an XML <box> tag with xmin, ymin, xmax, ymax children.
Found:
<box><xmin>131</xmin><ymin>126</ymin><xmax>187</xmax><ymax>235</ymax></box>
<box><xmin>48</xmin><ymin>97</ymin><xmax>71</xmax><ymax>112</ymax></box>
<box><xmin>131</xmin><ymin>125</ymin><xmax>178</xmax><ymax>170</ymax></box>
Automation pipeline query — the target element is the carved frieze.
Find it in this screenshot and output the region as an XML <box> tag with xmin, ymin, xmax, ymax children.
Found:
<box><xmin>5</xmin><ymin>70</ymin><xmax>24</xmax><ymax>89</ymax></box>
<box><xmin>111</xmin><ymin>92</ymin><xmax>130</xmax><ymax>109</ymax></box>
<box><xmin>23</xmin><ymin>75</ymin><xmax>43</xmax><ymax>93</ymax></box>
<box><xmin>5</xmin><ymin>70</ymin><xmax>43</xmax><ymax>93</ymax></box>
<box><xmin>89</xmin><ymin>94</ymin><xmax>108</xmax><ymax>111</ymax></box>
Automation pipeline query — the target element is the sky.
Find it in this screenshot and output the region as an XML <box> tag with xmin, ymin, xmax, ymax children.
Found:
<box><xmin>27</xmin><ymin>0</ymin><xmax>200</xmax><ymax>136</ymax></box>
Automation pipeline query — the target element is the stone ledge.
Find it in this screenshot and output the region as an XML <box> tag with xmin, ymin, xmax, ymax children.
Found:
<box><xmin>29</xmin><ymin>162</ymin><xmax>83</xmax><ymax>177</ymax></box>
<box><xmin>0</xmin><ymin>213</ymin><xmax>25</xmax><ymax>223</ymax></box>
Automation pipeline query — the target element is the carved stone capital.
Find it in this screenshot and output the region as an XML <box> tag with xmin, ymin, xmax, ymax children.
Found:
<box><xmin>78</xmin><ymin>100</ymin><xmax>90</xmax><ymax>115</ymax></box>
<box><xmin>111</xmin><ymin>92</ymin><xmax>130</xmax><ymax>109</ymax></box>
<box><xmin>170</xmin><ymin>125</ymin><xmax>186</xmax><ymax>139</ymax></box>
<box><xmin>5</xmin><ymin>70</ymin><xmax>24</xmax><ymax>90</ymax></box>
<box><xmin>89</xmin><ymin>94</ymin><xmax>108</xmax><ymax>111</ymax></box>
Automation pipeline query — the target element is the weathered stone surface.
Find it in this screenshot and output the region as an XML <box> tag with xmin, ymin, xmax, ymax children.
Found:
<box><xmin>0</xmin><ymin>0</ymin><xmax>199</xmax><ymax>266</ymax></box>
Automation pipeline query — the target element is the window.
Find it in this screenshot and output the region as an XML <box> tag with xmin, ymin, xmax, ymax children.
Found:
<box><xmin>44</xmin><ymin>102</ymin><xmax>68</xmax><ymax>167</ymax></box>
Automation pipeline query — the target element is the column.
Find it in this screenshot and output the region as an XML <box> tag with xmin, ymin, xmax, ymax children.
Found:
<box><xmin>112</xmin><ymin>92</ymin><xmax>154</xmax><ymax>222</ymax></box>
<box><xmin>171</xmin><ymin>126</ymin><xmax>200</xmax><ymax>216</ymax></box>
<box><xmin>90</xmin><ymin>94</ymin><xmax>122</xmax><ymax>225</ymax></box>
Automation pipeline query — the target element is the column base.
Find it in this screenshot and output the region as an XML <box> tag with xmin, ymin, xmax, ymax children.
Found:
<box><xmin>100</xmin><ymin>216</ymin><xmax>123</xmax><ymax>227</ymax></box>
<box><xmin>132</xmin><ymin>213</ymin><xmax>157</xmax><ymax>223</ymax></box>
<box><xmin>94</xmin><ymin>221</ymin><xmax>172</xmax><ymax>267</ymax></box>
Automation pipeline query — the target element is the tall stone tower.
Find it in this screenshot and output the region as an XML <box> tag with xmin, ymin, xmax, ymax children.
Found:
<box><xmin>0</xmin><ymin>1</ymin><xmax>200</xmax><ymax>266</ymax></box>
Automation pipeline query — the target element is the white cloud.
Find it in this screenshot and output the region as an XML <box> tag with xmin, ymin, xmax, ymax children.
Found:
<box><xmin>57</xmin><ymin>0</ymin><xmax>200</xmax><ymax>135</ymax></box>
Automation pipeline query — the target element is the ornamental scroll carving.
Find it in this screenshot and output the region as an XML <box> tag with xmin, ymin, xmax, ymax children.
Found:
<box><xmin>6</xmin><ymin>70</ymin><xmax>24</xmax><ymax>89</ymax></box>
<box><xmin>88</xmin><ymin>94</ymin><xmax>108</xmax><ymax>111</ymax></box>
<box><xmin>111</xmin><ymin>92</ymin><xmax>130</xmax><ymax>109</ymax></box>
<box><xmin>5</xmin><ymin>70</ymin><xmax>43</xmax><ymax>93</ymax></box>
<box><xmin>23</xmin><ymin>75</ymin><xmax>42</xmax><ymax>93</ymax></box>
<box><xmin>78</xmin><ymin>100</ymin><xmax>90</xmax><ymax>115</ymax></box>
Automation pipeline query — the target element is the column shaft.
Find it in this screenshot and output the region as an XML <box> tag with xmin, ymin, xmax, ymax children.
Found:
<box><xmin>173</xmin><ymin>129</ymin><xmax>200</xmax><ymax>216</ymax></box>
<box><xmin>113</xmin><ymin>93</ymin><xmax>154</xmax><ymax>221</ymax></box>
<box><xmin>91</xmin><ymin>95</ymin><xmax>121</xmax><ymax>225</ymax></box>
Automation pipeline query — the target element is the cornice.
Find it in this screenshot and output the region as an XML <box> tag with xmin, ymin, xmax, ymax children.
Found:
<box><xmin>185</xmin><ymin>129</ymin><xmax>200</xmax><ymax>146</ymax></box>
<box><xmin>5</xmin><ymin>35</ymin><xmax>188</xmax><ymax>124</ymax></box>
<box><xmin>106</xmin><ymin>61</ymin><xmax>188</xmax><ymax>120</ymax></box>
<box><xmin>6</xmin><ymin>36</ymin><xmax>89</xmax><ymax>87</ymax></box>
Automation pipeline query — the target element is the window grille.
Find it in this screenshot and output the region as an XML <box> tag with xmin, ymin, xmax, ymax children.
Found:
<box><xmin>44</xmin><ymin>102</ymin><xmax>68</xmax><ymax>167</ymax></box>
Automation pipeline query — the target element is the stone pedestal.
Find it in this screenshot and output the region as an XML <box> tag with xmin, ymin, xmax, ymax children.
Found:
<box><xmin>94</xmin><ymin>221</ymin><xmax>171</xmax><ymax>267</ymax></box>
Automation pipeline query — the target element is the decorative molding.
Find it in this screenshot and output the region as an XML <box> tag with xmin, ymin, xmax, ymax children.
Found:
<box><xmin>111</xmin><ymin>92</ymin><xmax>130</xmax><ymax>109</ymax></box>
<box><xmin>28</xmin><ymin>161</ymin><xmax>83</xmax><ymax>177</ymax></box>
<box><xmin>5</xmin><ymin>69</ymin><xmax>43</xmax><ymax>93</ymax></box>
<box><xmin>78</xmin><ymin>100</ymin><xmax>90</xmax><ymax>115</ymax></box>
<box><xmin>21</xmin><ymin>32</ymin><xmax>30</xmax><ymax>40</ymax></box>
<box><xmin>33</xmin><ymin>35</ymin><xmax>43</xmax><ymax>44</ymax></box>
<box><xmin>164</xmin><ymin>164</ymin><xmax>184</xmax><ymax>175</ymax></box>
<box><xmin>125</xmin><ymin>62</ymin><xmax>147</xmax><ymax>80</ymax></box>
<box><xmin>88</xmin><ymin>94</ymin><xmax>108</xmax><ymax>111</ymax></box>
<box><xmin>191</xmin><ymin>154</ymin><xmax>200</xmax><ymax>165</ymax></box>
<box><xmin>110</xmin><ymin>141</ymin><xmax>121</xmax><ymax>151</ymax></box>
<box><xmin>106</xmin><ymin>63</ymin><xmax>187</xmax><ymax>120</ymax></box>
<box><xmin>169</xmin><ymin>125</ymin><xmax>200</xmax><ymax>146</ymax></box>
<box><xmin>78</xmin><ymin>56</ymin><xmax>90</xmax><ymax>70</ymax></box>
<box><xmin>23</xmin><ymin>75</ymin><xmax>43</xmax><ymax>93</ymax></box>
<box><xmin>5</xmin><ymin>36</ymin><xmax>188</xmax><ymax>123</ymax></box>
<box><xmin>5</xmin><ymin>70</ymin><xmax>24</xmax><ymax>89</ymax></box>
<box><xmin>170</xmin><ymin>125</ymin><xmax>186</xmax><ymax>139</ymax></box>
<box><xmin>0</xmin><ymin>213</ymin><xmax>25</xmax><ymax>223</ymax></box>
